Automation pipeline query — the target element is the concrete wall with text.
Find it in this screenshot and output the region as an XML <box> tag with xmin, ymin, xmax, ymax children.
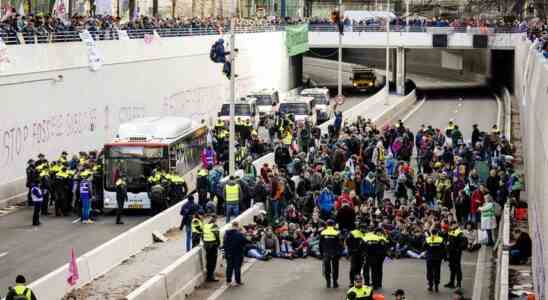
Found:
<box><xmin>514</xmin><ymin>38</ymin><xmax>548</xmax><ymax>300</ymax></box>
<box><xmin>0</xmin><ymin>32</ymin><xmax>299</xmax><ymax>204</ymax></box>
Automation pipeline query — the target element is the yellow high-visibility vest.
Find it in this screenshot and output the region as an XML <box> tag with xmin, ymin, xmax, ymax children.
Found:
<box><xmin>225</xmin><ymin>184</ymin><xmax>240</xmax><ymax>203</ymax></box>
<box><xmin>203</xmin><ymin>223</ymin><xmax>219</xmax><ymax>242</ymax></box>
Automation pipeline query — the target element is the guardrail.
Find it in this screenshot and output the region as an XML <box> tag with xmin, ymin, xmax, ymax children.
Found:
<box><xmin>1</xmin><ymin>24</ymin><xmax>526</xmax><ymax>45</ymax></box>
<box><xmin>126</xmin><ymin>203</ymin><xmax>265</xmax><ymax>300</ymax></box>
<box><xmin>494</xmin><ymin>204</ymin><xmax>511</xmax><ymax>300</ymax></box>
<box><xmin>502</xmin><ymin>87</ymin><xmax>512</xmax><ymax>141</ymax></box>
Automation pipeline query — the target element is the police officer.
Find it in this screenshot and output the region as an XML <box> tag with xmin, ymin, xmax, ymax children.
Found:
<box><xmin>5</xmin><ymin>275</ymin><xmax>37</xmax><ymax>300</ymax></box>
<box><xmin>424</xmin><ymin>228</ymin><xmax>446</xmax><ymax>292</ymax></box>
<box><xmin>363</xmin><ymin>227</ymin><xmax>388</xmax><ymax>290</ymax></box>
<box><xmin>346</xmin><ymin>275</ymin><xmax>373</xmax><ymax>300</ymax></box>
<box><xmin>191</xmin><ymin>211</ymin><xmax>204</xmax><ymax>248</ymax></box>
<box><xmin>347</xmin><ymin>223</ymin><xmax>367</xmax><ymax>287</ymax></box>
<box><xmin>203</xmin><ymin>214</ymin><xmax>220</xmax><ymax>282</ymax></box>
<box><xmin>38</xmin><ymin>164</ymin><xmax>51</xmax><ymax>216</ymax></box>
<box><xmin>224</xmin><ymin>176</ymin><xmax>241</xmax><ymax>223</ymax></box>
<box><xmin>197</xmin><ymin>168</ymin><xmax>209</xmax><ymax>209</ymax></box>
<box><xmin>319</xmin><ymin>219</ymin><xmax>343</xmax><ymax>288</ymax></box>
<box><xmin>79</xmin><ymin>171</ymin><xmax>94</xmax><ymax>224</ymax></box>
<box><xmin>30</xmin><ymin>180</ymin><xmax>43</xmax><ymax>226</ymax></box>
<box><xmin>115</xmin><ymin>177</ymin><xmax>128</xmax><ymax>225</ymax></box>
<box><xmin>26</xmin><ymin>159</ymin><xmax>37</xmax><ymax>206</ymax></box>
<box><xmin>445</xmin><ymin>221</ymin><xmax>467</xmax><ymax>289</ymax></box>
<box><xmin>150</xmin><ymin>179</ymin><xmax>167</xmax><ymax>214</ymax></box>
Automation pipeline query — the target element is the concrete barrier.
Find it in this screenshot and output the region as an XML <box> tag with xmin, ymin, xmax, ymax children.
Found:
<box><xmin>126</xmin><ymin>203</ymin><xmax>264</xmax><ymax>300</ymax></box>
<box><xmin>374</xmin><ymin>89</ymin><xmax>417</xmax><ymax>126</ymax></box>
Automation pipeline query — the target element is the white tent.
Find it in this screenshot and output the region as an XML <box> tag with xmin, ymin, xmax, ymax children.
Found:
<box><xmin>343</xmin><ymin>10</ymin><xmax>397</xmax><ymax>21</ymax></box>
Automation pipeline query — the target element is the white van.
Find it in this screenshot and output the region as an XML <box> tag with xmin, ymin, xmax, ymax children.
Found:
<box><xmin>279</xmin><ymin>96</ymin><xmax>316</xmax><ymax>127</ymax></box>
<box><xmin>218</xmin><ymin>97</ymin><xmax>259</xmax><ymax>127</ymax></box>
<box><xmin>248</xmin><ymin>89</ymin><xmax>280</xmax><ymax>119</ymax></box>
<box><xmin>300</xmin><ymin>87</ymin><xmax>331</xmax><ymax>124</ymax></box>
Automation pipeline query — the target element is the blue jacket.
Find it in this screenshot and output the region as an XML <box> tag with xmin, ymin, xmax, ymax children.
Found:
<box><xmin>317</xmin><ymin>189</ymin><xmax>335</xmax><ymax>214</ymax></box>
<box><xmin>180</xmin><ymin>199</ymin><xmax>197</xmax><ymax>226</ymax></box>
<box><xmin>223</xmin><ymin>229</ymin><xmax>248</xmax><ymax>259</ymax></box>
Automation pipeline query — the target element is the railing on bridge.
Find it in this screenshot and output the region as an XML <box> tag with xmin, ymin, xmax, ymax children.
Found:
<box><xmin>1</xmin><ymin>24</ymin><xmax>525</xmax><ymax>45</ymax></box>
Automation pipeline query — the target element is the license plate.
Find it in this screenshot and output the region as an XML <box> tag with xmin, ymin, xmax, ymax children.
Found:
<box><xmin>128</xmin><ymin>204</ymin><xmax>143</xmax><ymax>209</ymax></box>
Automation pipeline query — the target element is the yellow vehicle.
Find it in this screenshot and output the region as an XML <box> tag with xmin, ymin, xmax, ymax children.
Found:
<box><xmin>350</xmin><ymin>67</ymin><xmax>376</xmax><ymax>90</ymax></box>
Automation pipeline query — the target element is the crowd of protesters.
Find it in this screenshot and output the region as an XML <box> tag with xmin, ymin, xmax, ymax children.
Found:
<box><xmin>527</xmin><ymin>19</ymin><xmax>548</xmax><ymax>58</ymax></box>
<box><xmin>180</xmin><ymin>96</ymin><xmax>526</xmax><ymax>297</ymax></box>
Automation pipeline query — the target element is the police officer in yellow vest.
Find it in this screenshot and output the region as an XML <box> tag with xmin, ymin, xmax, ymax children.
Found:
<box><xmin>347</xmin><ymin>223</ymin><xmax>368</xmax><ymax>287</ymax></box>
<box><xmin>5</xmin><ymin>275</ymin><xmax>37</xmax><ymax>300</ymax></box>
<box><xmin>424</xmin><ymin>228</ymin><xmax>446</xmax><ymax>292</ymax></box>
<box><xmin>346</xmin><ymin>275</ymin><xmax>373</xmax><ymax>300</ymax></box>
<box><xmin>224</xmin><ymin>176</ymin><xmax>241</xmax><ymax>224</ymax></box>
<box><xmin>202</xmin><ymin>214</ymin><xmax>220</xmax><ymax>282</ymax></box>
<box><xmin>191</xmin><ymin>211</ymin><xmax>204</xmax><ymax>248</ymax></box>
<box><xmin>444</xmin><ymin>221</ymin><xmax>467</xmax><ymax>289</ymax></box>
<box><xmin>363</xmin><ymin>227</ymin><xmax>388</xmax><ymax>289</ymax></box>
<box><xmin>319</xmin><ymin>219</ymin><xmax>343</xmax><ymax>288</ymax></box>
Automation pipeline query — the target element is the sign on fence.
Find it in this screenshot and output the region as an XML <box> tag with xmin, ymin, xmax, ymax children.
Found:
<box><xmin>117</xmin><ymin>30</ymin><xmax>130</xmax><ymax>41</ymax></box>
<box><xmin>0</xmin><ymin>37</ymin><xmax>11</xmax><ymax>72</ymax></box>
<box><xmin>285</xmin><ymin>24</ymin><xmax>309</xmax><ymax>56</ymax></box>
<box><xmin>79</xmin><ymin>30</ymin><xmax>103</xmax><ymax>71</ymax></box>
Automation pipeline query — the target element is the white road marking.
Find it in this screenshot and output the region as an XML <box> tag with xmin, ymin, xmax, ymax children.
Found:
<box><xmin>402</xmin><ymin>97</ymin><xmax>426</xmax><ymax>122</ymax></box>
<box><xmin>0</xmin><ymin>252</ymin><xmax>8</xmax><ymax>258</ymax></box>
<box><xmin>72</xmin><ymin>218</ymin><xmax>81</xmax><ymax>224</ymax></box>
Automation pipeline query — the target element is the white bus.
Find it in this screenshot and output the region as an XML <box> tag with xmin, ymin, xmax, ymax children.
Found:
<box><xmin>218</xmin><ymin>97</ymin><xmax>259</xmax><ymax>127</ymax></box>
<box><xmin>279</xmin><ymin>96</ymin><xmax>316</xmax><ymax>127</ymax></box>
<box><xmin>300</xmin><ymin>87</ymin><xmax>332</xmax><ymax>124</ymax></box>
<box><xmin>102</xmin><ymin>117</ymin><xmax>207</xmax><ymax>210</ymax></box>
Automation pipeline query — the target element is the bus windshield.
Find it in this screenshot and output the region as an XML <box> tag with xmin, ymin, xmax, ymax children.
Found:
<box><xmin>220</xmin><ymin>104</ymin><xmax>252</xmax><ymax>116</ymax></box>
<box><xmin>104</xmin><ymin>146</ymin><xmax>167</xmax><ymax>192</ymax></box>
<box><xmin>279</xmin><ymin>103</ymin><xmax>309</xmax><ymax>115</ymax></box>
<box><xmin>302</xmin><ymin>94</ymin><xmax>329</xmax><ymax>106</ymax></box>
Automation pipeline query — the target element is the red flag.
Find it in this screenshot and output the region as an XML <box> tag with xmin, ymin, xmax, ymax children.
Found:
<box><xmin>67</xmin><ymin>248</ymin><xmax>79</xmax><ymax>286</ymax></box>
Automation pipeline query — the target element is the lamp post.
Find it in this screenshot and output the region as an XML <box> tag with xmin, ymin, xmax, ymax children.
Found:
<box><xmin>228</xmin><ymin>18</ymin><xmax>237</xmax><ymax>176</ymax></box>
<box><xmin>337</xmin><ymin>0</ymin><xmax>342</xmax><ymax>98</ymax></box>
<box><xmin>384</xmin><ymin>0</ymin><xmax>390</xmax><ymax>104</ymax></box>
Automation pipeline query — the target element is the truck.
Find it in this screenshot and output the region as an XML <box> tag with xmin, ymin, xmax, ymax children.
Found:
<box><xmin>350</xmin><ymin>67</ymin><xmax>376</xmax><ymax>90</ymax></box>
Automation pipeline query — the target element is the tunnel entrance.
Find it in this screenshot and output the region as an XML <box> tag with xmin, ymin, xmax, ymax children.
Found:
<box><xmin>490</xmin><ymin>50</ymin><xmax>515</xmax><ymax>93</ymax></box>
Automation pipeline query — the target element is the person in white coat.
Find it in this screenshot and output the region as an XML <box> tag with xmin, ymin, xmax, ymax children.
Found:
<box><xmin>478</xmin><ymin>194</ymin><xmax>497</xmax><ymax>246</ymax></box>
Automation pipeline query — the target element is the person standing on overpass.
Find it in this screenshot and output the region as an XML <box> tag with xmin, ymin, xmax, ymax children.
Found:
<box><xmin>203</xmin><ymin>214</ymin><xmax>220</xmax><ymax>282</ymax></box>
<box><xmin>319</xmin><ymin>219</ymin><xmax>343</xmax><ymax>288</ymax></box>
<box><xmin>223</xmin><ymin>221</ymin><xmax>249</xmax><ymax>286</ymax></box>
<box><xmin>5</xmin><ymin>275</ymin><xmax>37</xmax><ymax>300</ymax></box>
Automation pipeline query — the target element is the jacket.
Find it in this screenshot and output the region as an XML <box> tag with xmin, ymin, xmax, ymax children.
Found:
<box><xmin>180</xmin><ymin>199</ymin><xmax>197</xmax><ymax>226</ymax></box>
<box><xmin>317</xmin><ymin>189</ymin><xmax>335</xmax><ymax>214</ymax></box>
<box><xmin>319</xmin><ymin>226</ymin><xmax>343</xmax><ymax>257</ymax></box>
<box><xmin>223</xmin><ymin>229</ymin><xmax>249</xmax><ymax>259</ymax></box>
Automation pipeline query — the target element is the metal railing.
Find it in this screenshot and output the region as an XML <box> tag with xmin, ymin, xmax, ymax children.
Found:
<box><xmin>1</xmin><ymin>23</ymin><xmax>526</xmax><ymax>45</ymax></box>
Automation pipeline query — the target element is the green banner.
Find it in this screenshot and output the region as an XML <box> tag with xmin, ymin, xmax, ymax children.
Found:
<box><xmin>286</xmin><ymin>24</ymin><xmax>309</xmax><ymax>56</ymax></box>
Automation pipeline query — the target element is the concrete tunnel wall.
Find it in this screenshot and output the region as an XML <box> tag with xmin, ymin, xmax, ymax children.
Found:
<box><xmin>0</xmin><ymin>32</ymin><xmax>301</xmax><ymax>207</ymax></box>
<box><xmin>514</xmin><ymin>39</ymin><xmax>548</xmax><ymax>300</ymax></box>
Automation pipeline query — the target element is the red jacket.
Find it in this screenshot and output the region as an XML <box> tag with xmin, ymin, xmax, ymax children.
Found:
<box><xmin>470</xmin><ymin>190</ymin><xmax>485</xmax><ymax>214</ymax></box>
<box><xmin>335</xmin><ymin>192</ymin><xmax>354</xmax><ymax>210</ymax></box>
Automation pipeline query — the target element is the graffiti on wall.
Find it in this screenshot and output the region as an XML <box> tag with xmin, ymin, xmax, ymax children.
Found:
<box><xmin>0</xmin><ymin>108</ymin><xmax>98</xmax><ymax>167</ymax></box>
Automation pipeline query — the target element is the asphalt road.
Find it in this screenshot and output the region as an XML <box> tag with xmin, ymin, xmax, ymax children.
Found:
<box><xmin>403</xmin><ymin>97</ymin><xmax>499</xmax><ymax>141</ymax></box>
<box><xmin>0</xmin><ymin>209</ymin><xmax>148</xmax><ymax>296</ymax></box>
<box><xmin>219</xmin><ymin>252</ymin><xmax>478</xmax><ymax>300</ymax></box>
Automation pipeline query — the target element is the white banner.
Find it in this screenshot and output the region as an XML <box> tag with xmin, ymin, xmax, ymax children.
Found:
<box><xmin>79</xmin><ymin>30</ymin><xmax>103</xmax><ymax>71</ymax></box>
<box><xmin>117</xmin><ymin>30</ymin><xmax>130</xmax><ymax>41</ymax></box>
<box><xmin>0</xmin><ymin>37</ymin><xmax>11</xmax><ymax>72</ymax></box>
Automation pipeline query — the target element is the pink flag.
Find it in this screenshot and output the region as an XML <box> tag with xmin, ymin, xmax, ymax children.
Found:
<box><xmin>67</xmin><ymin>248</ymin><xmax>79</xmax><ymax>286</ymax></box>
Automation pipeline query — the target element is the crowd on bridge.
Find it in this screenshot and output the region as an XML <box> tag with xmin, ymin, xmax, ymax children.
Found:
<box><xmin>527</xmin><ymin>20</ymin><xmax>548</xmax><ymax>59</ymax></box>
<box><xmin>178</xmin><ymin>99</ymin><xmax>530</xmax><ymax>299</ymax></box>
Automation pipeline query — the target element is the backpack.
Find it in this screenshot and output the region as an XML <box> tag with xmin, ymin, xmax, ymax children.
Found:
<box><xmin>209</xmin><ymin>41</ymin><xmax>218</xmax><ymax>62</ymax></box>
<box><xmin>9</xmin><ymin>287</ymin><xmax>29</xmax><ymax>300</ymax></box>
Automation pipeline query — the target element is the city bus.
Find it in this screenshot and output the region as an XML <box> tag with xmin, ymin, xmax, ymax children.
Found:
<box><xmin>102</xmin><ymin>117</ymin><xmax>207</xmax><ymax>210</ymax></box>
